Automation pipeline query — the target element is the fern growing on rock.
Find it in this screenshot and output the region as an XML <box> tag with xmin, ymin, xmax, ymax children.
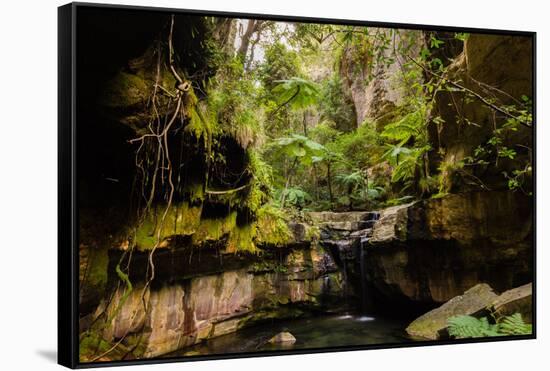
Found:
<box><xmin>447</xmin><ymin>313</ymin><xmax>532</xmax><ymax>339</ymax></box>
<box><xmin>498</xmin><ymin>313</ymin><xmax>533</xmax><ymax>335</ymax></box>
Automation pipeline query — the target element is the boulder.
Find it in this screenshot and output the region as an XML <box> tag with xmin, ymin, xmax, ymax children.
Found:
<box><xmin>370</xmin><ymin>203</ymin><xmax>412</xmax><ymax>243</ymax></box>
<box><xmin>268</xmin><ymin>331</ymin><xmax>297</xmax><ymax>344</ymax></box>
<box><xmin>490</xmin><ymin>283</ymin><xmax>533</xmax><ymax>323</ymax></box>
<box><xmin>406</xmin><ymin>283</ymin><xmax>498</xmax><ymax>340</ymax></box>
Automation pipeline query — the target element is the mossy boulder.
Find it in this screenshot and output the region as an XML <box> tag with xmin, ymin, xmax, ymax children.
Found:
<box><xmin>406</xmin><ymin>283</ymin><xmax>498</xmax><ymax>340</ymax></box>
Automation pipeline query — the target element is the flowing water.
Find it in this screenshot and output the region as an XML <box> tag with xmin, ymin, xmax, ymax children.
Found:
<box><xmin>166</xmin><ymin>313</ymin><xmax>414</xmax><ymax>357</ymax></box>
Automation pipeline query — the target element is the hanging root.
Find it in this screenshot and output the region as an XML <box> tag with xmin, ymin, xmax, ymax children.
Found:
<box><xmin>90</xmin><ymin>14</ymin><xmax>192</xmax><ymax>361</ymax></box>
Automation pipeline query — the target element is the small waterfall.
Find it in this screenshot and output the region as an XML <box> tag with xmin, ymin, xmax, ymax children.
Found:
<box><xmin>359</xmin><ymin>237</ymin><xmax>368</xmax><ymax>313</ymax></box>
<box><xmin>359</xmin><ymin>211</ymin><xmax>380</xmax><ymax>313</ymax></box>
<box><xmin>318</xmin><ymin>211</ymin><xmax>380</xmax><ymax>314</ymax></box>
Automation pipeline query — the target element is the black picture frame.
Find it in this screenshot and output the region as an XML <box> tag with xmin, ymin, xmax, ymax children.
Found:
<box><xmin>58</xmin><ymin>2</ymin><xmax>536</xmax><ymax>368</ymax></box>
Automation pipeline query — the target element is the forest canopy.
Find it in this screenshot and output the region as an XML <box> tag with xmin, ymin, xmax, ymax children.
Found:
<box><xmin>93</xmin><ymin>15</ymin><xmax>533</xmax><ymax>255</ymax></box>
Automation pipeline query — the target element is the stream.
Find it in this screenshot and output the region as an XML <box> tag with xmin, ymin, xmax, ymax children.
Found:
<box><xmin>166</xmin><ymin>313</ymin><xmax>414</xmax><ymax>357</ymax></box>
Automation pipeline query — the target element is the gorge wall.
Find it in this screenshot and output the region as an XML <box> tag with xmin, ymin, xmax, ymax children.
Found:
<box><xmin>366</xmin><ymin>191</ymin><xmax>533</xmax><ymax>313</ymax></box>
<box><xmin>77</xmin><ymin>20</ymin><xmax>533</xmax><ymax>360</ymax></box>
<box><xmin>80</xmin><ymin>232</ymin><xmax>347</xmax><ymax>360</ymax></box>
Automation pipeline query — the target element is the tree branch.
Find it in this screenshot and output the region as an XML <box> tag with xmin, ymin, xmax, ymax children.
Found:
<box><xmin>405</xmin><ymin>55</ymin><xmax>532</xmax><ymax>129</ymax></box>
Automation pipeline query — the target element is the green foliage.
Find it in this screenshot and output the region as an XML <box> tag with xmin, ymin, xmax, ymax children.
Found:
<box><xmin>206</xmin><ymin>58</ymin><xmax>261</xmax><ymax>149</ymax></box>
<box><xmin>270</xmin><ymin>134</ymin><xmax>327</xmax><ymax>166</ymax></box>
<box><xmin>454</xmin><ymin>32</ymin><xmax>470</xmax><ymax>41</ymax></box>
<box><xmin>447</xmin><ymin>315</ymin><xmax>501</xmax><ymax>338</ymax></box>
<box><xmin>309</xmin><ymin>121</ymin><xmax>342</xmax><ymax>145</ymax></box>
<box><xmin>319</xmin><ymin>75</ymin><xmax>356</xmax><ymax>131</ymax></box>
<box><xmin>335</xmin><ymin>170</ymin><xmax>364</xmax><ymax>190</ymax></box>
<box><xmin>254</xmin><ymin>204</ymin><xmax>293</xmax><ymax>246</ymax></box>
<box><xmin>272</xmin><ymin>77</ymin><xmax>321</xmax><ymax>111</ymax></box>
<box><xmin>327</xmin><ymin>123</ymin><xmax>383</xmax><ymax>169</ymax></box>
<box><xmin>462</xmin><ymin>99</ymin><xmax>533</xmax><ymax>193</ymax></box>
<box><xmin>245</xmin><ymin>152</ymin><xmax>274</xmax><ymax>212</ymax></box>
<box><xmin>259</xmin><ymin>42</ymin><xmax>302</xmax><ymax>91</ymax></box>
<box><xmin>278</xmin><ymin>187</ymin><xmax>312</xmax><ymax>209</ymax></box>
<box><xmin>378</xmin><ymin>103</ymin><xmax>434</xmax><ymax>194</ymax></box>
<box><xmin>381</xmin><ymin>109</ymin><xmax>425</xmax><ymax>145</ymax></box>
<box><xmin>383</xmin><ymin>145</ymin><xmax>431</xmax><ymax>184</ymax></box>
<box><xmin>498</xmin><ymin>313</ymin><xmax>533</xmax><ymax>335</ymax></box>
<box><xmin>447</xmin><ymin>313</ymin><xmax>532</xmax><ymax>339</ymax></box>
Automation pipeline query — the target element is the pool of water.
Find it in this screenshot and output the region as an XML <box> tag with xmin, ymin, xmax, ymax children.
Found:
<box><xmin>167</xmin><ymin>313</ymin><xmax>415</xmax><ymax>357</ymax></box>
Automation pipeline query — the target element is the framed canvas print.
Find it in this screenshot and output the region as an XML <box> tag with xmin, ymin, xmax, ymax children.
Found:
<box><xmin>58</xmin><ymin>2</ymin><xmax>536</xmax><ymax>368</ymax></box>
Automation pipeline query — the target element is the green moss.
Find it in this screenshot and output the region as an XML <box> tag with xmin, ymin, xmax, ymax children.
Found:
<box><xmin>123</xmin><ymin>333</ymin><xmax>148</xmax><ymax>357</ymax></box>
<box><xmin>244</xmin><ymin>153</ymin><xmax>272</xmax><ymax>212</ymax></box>
<box><xmin>185</xmin><ymin>104</ymin><xmax>213</xmax><ymax>147</ymax></box>
<box><xmin>135</xmin><ymin>202</ymin><xmax>202</xmax><ymax>250</ymax></box>
<box><xmin>191</xmin><ymin>211</ymin><xmax>237</xmax><ymax>245</ymax></box>
<box><xmin>227</xmin><ymin>223</ymin><xmax>257</xmax><ymax>253</ymax></box>
<box><xmin>85</xmin><ymin>245</ymin><xmax>109</xmax><ymax>293</ymax></box>
<box><xmin>254</xmin><ymin>205</ymin><xmax>293</xmax><ymax>247</ymax></box>
<box><xmin>80</xmin><ymin>332</ymin><xmax>111</xmax><ymax>360</ymax></box>
<box><xmin>304</xmin><ymin>225</ymin><xmax>320</xmax><ymax>242</ymax></box>
<box><xmin>101</xmin><ymin>71</ymin><xmax>149</xmax><ymax>108</ymax></box>
<box><xmin>79</xmin><ymin>330</ymin><xmax>134</xmax><ymax>362</ymax></box>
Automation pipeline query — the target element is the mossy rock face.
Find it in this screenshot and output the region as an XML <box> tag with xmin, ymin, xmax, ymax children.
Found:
<box><xmin>99</xmin><ymin>45</ymin><xmax>180</xmax><ymax>131</ymax></box>
<box><xmin>255</xmin><ymin>206</ymin><xmax>293</xmax><ymax>247</ymax></box>
<box><xmin>132</xmin><ymin>202</ymin><xmax>297</xmax><ymax>253</ymax></box>
<box><xmin>79</xmin><ymin>331</ymin><xmax>134</xmax><ymax>363</ymax></box>
<box><xmin>405</xmin><ymin>283</ymin><xmax>498</xmax><ymax>340</ymax></box>
<box><xmin>79</xmin><ymin>244</ymin><xmax>109</xmax><ymax>314</ymax></box>
<box><xmin>101</xmin><ymin>71</ymin><xmax>149</xmax><ymax>109</ymax></box>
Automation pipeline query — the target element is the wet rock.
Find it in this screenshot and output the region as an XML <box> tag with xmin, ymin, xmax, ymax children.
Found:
<box><xmin>490</xmin><ymin>283</ymin><xmax>532</xmax><ymax>323</ymax></box>
<box><xmin>367</xmin><ymin>191</ymin><xmax>532</xmax><ymax>309</ymax></box>
<box><xmin>406</xmin><ymin>283</ymin><xmax>498</xmax><ymax>340</ymax></box>
<box><xmin>308</xmin><ymin>211</ymin><xmax>377</xmax><ymax>224</ymax></box>
<box><xmin>370</xmin><ymin>203</ymin><xmax>412</xmax><ymax>243</ymax></box>
<box><xmin>268</xmin><ymin>331</ymin><xmax>296</xmax><ymax>344</ymax></box>
<box><xmin>90</xmin><ymin>242</ymin><xmax>345</xmax><ymax>358</ymax></box>
<box><xmin>310</xmin><ymin>211</ymin><xmax>379</xmax><ymax>240</ymax></box>
<box><xmin>287</xmin><ymin>221</ymin><xmax>319</xmax><ymax>245</ymax></box>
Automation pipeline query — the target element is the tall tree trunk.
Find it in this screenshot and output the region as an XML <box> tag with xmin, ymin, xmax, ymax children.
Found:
<box><xmin>237</xmin><ymin>20</ymin><xmax>263</xmax><ymax>61</ymax></box>
<box><xmin>327</xmin><ymin>162</ymin><xmax>334</xmax><ymax>207</ymax></box>
<box><xmin>313</xmin><ymin>163</ymin><xmax>320</xmax><ymax>200</ymax></box>
<box><xmin>348</xmin><ymin>184</ymin><xmax>353</xmax><ymax>211</ymax></box>
<box><xmin>364</xmin><ymin>171</ymin><xmax>370</xmax><ymax>210</ymax></box>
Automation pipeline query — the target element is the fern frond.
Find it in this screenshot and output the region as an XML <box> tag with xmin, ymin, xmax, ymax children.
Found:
<box><xmin>497</xmin><ymin>313</ymin><xmax>532</xmax><ymax>335</ymax></box>
<box><xmin>447</xmin><ymin>315</ymin><xmax>500</xmax><ymax>339</ymax></box>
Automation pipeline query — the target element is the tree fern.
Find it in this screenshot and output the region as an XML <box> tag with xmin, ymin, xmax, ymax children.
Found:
<box><xmin>381</xmin><ymin>110</ymin><xmax>425</xmax><ymax>145</ymax></box>
<box><xmin>272</xmin><ymin>77</ymin><xmax>321</xmax><ymax>110</ymax></box>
